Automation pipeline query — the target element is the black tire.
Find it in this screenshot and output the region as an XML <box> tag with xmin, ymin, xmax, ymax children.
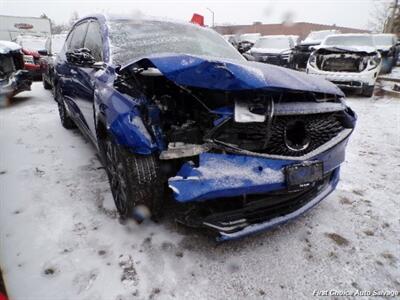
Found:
<box><xmin>101</xmin><ymin>137</ymin><xmax>164</xmax><ymax>220</ymax></box>
<box><xmin>55</xmin><ymin>85</ymin><xmax>76</xmax><ymax>129</ymax></box>
<box><xmin>42</xmin><ymin>75</ymin><xmax>52</xmax><ymax>90</ymax></box>
<box><xmin>362</xmin><ymin>85</ymin><xmax>375</xmax><ymax>97</ymax></box>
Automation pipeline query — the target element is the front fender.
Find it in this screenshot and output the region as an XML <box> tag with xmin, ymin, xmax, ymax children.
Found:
<box><xmin>95</xmin><ymin>78</ymin><xmax>158</xmax><ymax>155</ymax></box>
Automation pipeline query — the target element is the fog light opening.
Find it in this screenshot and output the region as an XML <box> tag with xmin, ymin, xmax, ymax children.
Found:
<box><xmin>284</xmin><ymin>120</ymin><xmax>310</xmax><ymax>151</ymax></box>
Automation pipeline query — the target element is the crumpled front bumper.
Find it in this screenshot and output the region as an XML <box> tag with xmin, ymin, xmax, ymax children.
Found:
<box><xmin>306</xmin><ymin>63</ymin><xmax>379</xmax><ymax>87</ymax></box>
<box><xmin>168</xmin><ymin>133</ymin><xmax>351</xmax><ymax>240</ymax></box>
<box><xmin>216</xmin><ymin>168</ymin><xmax>339</xmax><ymax>241</ymax></box>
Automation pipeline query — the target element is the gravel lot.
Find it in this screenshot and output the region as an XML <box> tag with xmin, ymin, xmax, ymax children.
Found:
<box><xmin>0</xmin><ymin>82</ymin><xmax>399</xmax><ymax>300</ymax></box>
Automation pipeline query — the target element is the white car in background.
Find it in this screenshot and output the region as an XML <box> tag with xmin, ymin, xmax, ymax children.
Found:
<box><xmin>306</xmin><ymin>34</ymin><xmax>381</xmax><ymax>97</ymax></box>
<box><xmin>291</xmin><ymin>30</ymin><xmax>341</xmax><ymax>70</ymax></box>
<box><xmin>249</xmin><ymin>35</ymin><xmax>294</xmax><ymax>67</ymax></box>
<box><xmin>236</xmin><ymin>33</ymin><xmax>261</xmax><ymax>53</ymax></box>
<box><xmin>239</xmin><ymin>33</ymin><xmax>261</xmax><ymax>44</ymax></box>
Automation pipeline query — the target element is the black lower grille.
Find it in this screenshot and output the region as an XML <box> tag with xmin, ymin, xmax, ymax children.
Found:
<box><xmin>177</xmin><ymin>173</ymin><xmax>331</xmax><ymax>235</ymax></box>
<box><xmin>211</xmin><ymin>113</ymin><xmax>344</xmax><ymax>156</ymax></box>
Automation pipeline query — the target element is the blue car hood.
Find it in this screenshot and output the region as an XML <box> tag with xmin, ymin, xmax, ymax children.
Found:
<box><xmin>125</xmin><ymin>54</ymin><xmax>344</xmax><ymax>96</ymax></box>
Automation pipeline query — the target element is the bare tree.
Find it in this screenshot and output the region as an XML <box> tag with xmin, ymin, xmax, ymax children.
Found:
<box><xmin>69</xmin><ymin>11</ymin><xmax>79</xmax><ymax>26</ymax></box>
<box><xmin>369</xmin><ymin>0</ymin><xmax>392</xmax><ymax>33</ymax></box>
<box><xmin>384</xmin><ymin>0</ymin><xmax>399</xmax><ymax>32</ymax></box>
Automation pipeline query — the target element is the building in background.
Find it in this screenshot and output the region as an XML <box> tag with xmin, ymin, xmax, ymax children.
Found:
<box><xmin>0</xmin><ymin>15</ymin><xmax>51</xmax><ymax>41</ymax></box>
<box><xmin>214</xmin><ymin>22</ymin><xmax>369</xmax><ymax>40</ymax></box>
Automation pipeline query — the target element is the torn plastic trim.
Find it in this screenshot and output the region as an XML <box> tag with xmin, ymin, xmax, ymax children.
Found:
<box><xmin>208</xmin><ymin>128</ymin><xmax>353</xmax><ymax>161</ymax></box>
<box><xmin>216</xmin><ymin>167</ymin><xmax>340</xmax><ymax>241</ymax></box>
<box><xmin>121</xmin><ymin>53</ymin><xmax>345</xmax><ymax>96</ymax></box>
<box><xmin>273</xmin><ymin>101</ymin><xmax>346</xmax><ymax>115</ymax></box>
<box><xmin>233</xmin><ymin>101</ymin><xmax>346</xmax><ymax>119</ymax></box>
<box><xmin>160</xmin><ymin>143</ymin><xmax>211</xmax><ymax>160</ymax></box>
<box><xmin>168</xmin><ymin>134</ymin><xmax>348</xmax><ymax>203</ymax></box>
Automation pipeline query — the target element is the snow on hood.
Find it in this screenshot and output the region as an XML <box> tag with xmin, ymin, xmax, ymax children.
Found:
<box><xmin>126</xmin><ymin>54</ymin><xmax>344</xmax><ymax>96</ymax></box>
<box><xmin>302</xmin><ymin>39</ymin><xmax>323</xmax><ymax>45</ymax></box>
<box><xmin>0</xmin><ymin>41</ymin><xmax>21</xmax><ymax>54</ymax></box>
<box><xmin>375</xmin><ymin>45</ymin><xmax>393</xmax><ymax>52</ymax></box>
<box><xmin>250</xmin><ymin>47</ymin><xmax>290</xmax><ymax>55</ymax></box>
<box><xmin>300</xmin><ymin>41</ymin><xmax>321</xmax><ymax>47</ymax></box>
<box><xmin>314</xmin><ymin>45</ymin><xmax>378</xmax><ymax>54</ymax></box>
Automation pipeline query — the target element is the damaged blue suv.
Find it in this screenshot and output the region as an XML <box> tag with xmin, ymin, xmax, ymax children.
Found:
<box><xmin>54</xmin><ymin>15</ymin><xmax>356</xmax><ymax>241</ymax></box>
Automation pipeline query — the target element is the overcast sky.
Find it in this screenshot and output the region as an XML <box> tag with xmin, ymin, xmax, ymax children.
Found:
<box><xmin>1</xmin><ymin>0</ymin><xmax>379</xmax><ymax>29</ymax></box>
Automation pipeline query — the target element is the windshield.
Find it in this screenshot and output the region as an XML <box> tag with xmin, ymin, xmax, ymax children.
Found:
<box><xmin>108</xmin><ymin>20</ymin><xmax>244</xmax><ymax>65</ymax></box>
<box><xmin>305</xmin><ymin>31</ymin><xmax>337</xmax><ymax>42</ymax></box>
<box><xmin>323</xmin><ymin>35</ymin><xmax>374</xmax><ymax>47</ymax></box>
<box><xmin>373</xmin><ymin>35</ymin><xmax>394</xmax><ymax>46</ymax></box>
<box><xmin>254</xmin><ymin>37</ymin><xmax>290</xmax><ymax>49</ymax></box>
<box><xmin>18</xmin><ymin>37</ymin><xmax>46</xmax><ymax>51</ymax></box>
<box><xmin>52</xmin><ymin>35</ymin><xmax>67</xmax><ymax>54</ymax></box>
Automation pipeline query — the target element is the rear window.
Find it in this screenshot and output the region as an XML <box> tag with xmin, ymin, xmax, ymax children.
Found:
<box><xmin>323</xmin><ymin>35</ymin><xmax>374</xmax><ymax>47</ymax></box>
<box><xmin>17</xmin><ymin>37</ymin><xmax>46</xmax><ymax>51</ymax></box>
<box><xmin>373</xmin><ymin>35</ymin><xmax>395</xmax><ymax>46</ymax></box>
<box><xmin>254</xmin><ymin>37</ymin><xmax>291</xmax><ymax>49</ymax></box>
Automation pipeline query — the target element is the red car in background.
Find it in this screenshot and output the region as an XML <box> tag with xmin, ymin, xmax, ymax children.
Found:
<box><xmin>14</xmin><ymin>35</ymin><xmax>48</xmax><ymax>80</ymax></box>
<box><xmin>21</xmin><ymin>48</ymin><xmax>42</xmax><ymax>79</ymax></box>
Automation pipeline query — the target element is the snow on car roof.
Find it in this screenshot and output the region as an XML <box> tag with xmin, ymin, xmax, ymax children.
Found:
<box><xmin>258</xmin><ymin>35</ymin><xmax>292</xmax><ymax>39</ymax></box>
<box><xmin>0</xmin><ymin>40</ymin><xmax>21</xmax><ymax>54</ymax></box>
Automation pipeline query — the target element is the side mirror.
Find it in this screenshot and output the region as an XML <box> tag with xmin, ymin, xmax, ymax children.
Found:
<box><xmin>38</xmin><ymin>49</ymin><xmax>48</xmax><ymax>56</ymax></box>
<box><xmin>66</xmin><ymin>48</ymin><xmax>95</xmax><ymax>67</ymax></box>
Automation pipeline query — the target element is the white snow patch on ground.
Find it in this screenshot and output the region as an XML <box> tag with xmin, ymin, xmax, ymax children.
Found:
<box><xmin>384</xmin><ymin>65</ymin><xmax>400</xmax><ymax>79</ymax></box>
<box><xmin>0</xmin><ymin>83</ymin><xmax>399</xmax><ymax>299</ymax></box>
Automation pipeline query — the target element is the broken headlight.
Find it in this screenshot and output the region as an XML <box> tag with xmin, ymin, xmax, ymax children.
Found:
<box><xmin>366</xmin><ymin>54</ymin><xmax>381</xmax><ymax>71</ymax></box>
<box><xmin>308</xmin><ymin>52</ymin><xmax>317</xmax><ymax>68</ymax></box>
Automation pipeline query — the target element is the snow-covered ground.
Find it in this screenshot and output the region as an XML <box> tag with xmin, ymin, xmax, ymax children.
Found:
<box><xmin>384</xmin><ymin>65</ymin><xmax>400</xmax><ymax>79</ymax></box>
<box><xmin>0</xmin><ymin>83</ymin><xmax>399</xmax><ymax>300</ymax></box>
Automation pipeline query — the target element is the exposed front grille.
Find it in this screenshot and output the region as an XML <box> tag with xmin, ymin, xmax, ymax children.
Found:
<box><xmin>320</xmin><ymin>57</ymin><xmax>362</xmax><ymax>72</ymax></box>
<box><xmin>331</xmin><ymin>80</ymin><xmax>362</xmax><ymax>87</ymax></box>
<box><xmin>210</xmin><ymin>113</ymin><xmax>344</xmax><ymax>157</ymax></box>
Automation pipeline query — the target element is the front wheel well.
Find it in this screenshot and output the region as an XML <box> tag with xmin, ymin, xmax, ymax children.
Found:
<box><xmin>96</xmin><ymin>119</ymin><xmax>108</xmax><ymax>141</ymax></box>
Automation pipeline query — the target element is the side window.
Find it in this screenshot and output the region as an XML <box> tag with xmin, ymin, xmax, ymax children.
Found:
<box><xmin>69</xmin><ymin>22</ymin><xmax>88</xmax><ymax>50</ymax></box>
<box><xmin>84</xmin><ymin>21</ymin><xmax>103</xmax><ymax>61</ymax></box>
